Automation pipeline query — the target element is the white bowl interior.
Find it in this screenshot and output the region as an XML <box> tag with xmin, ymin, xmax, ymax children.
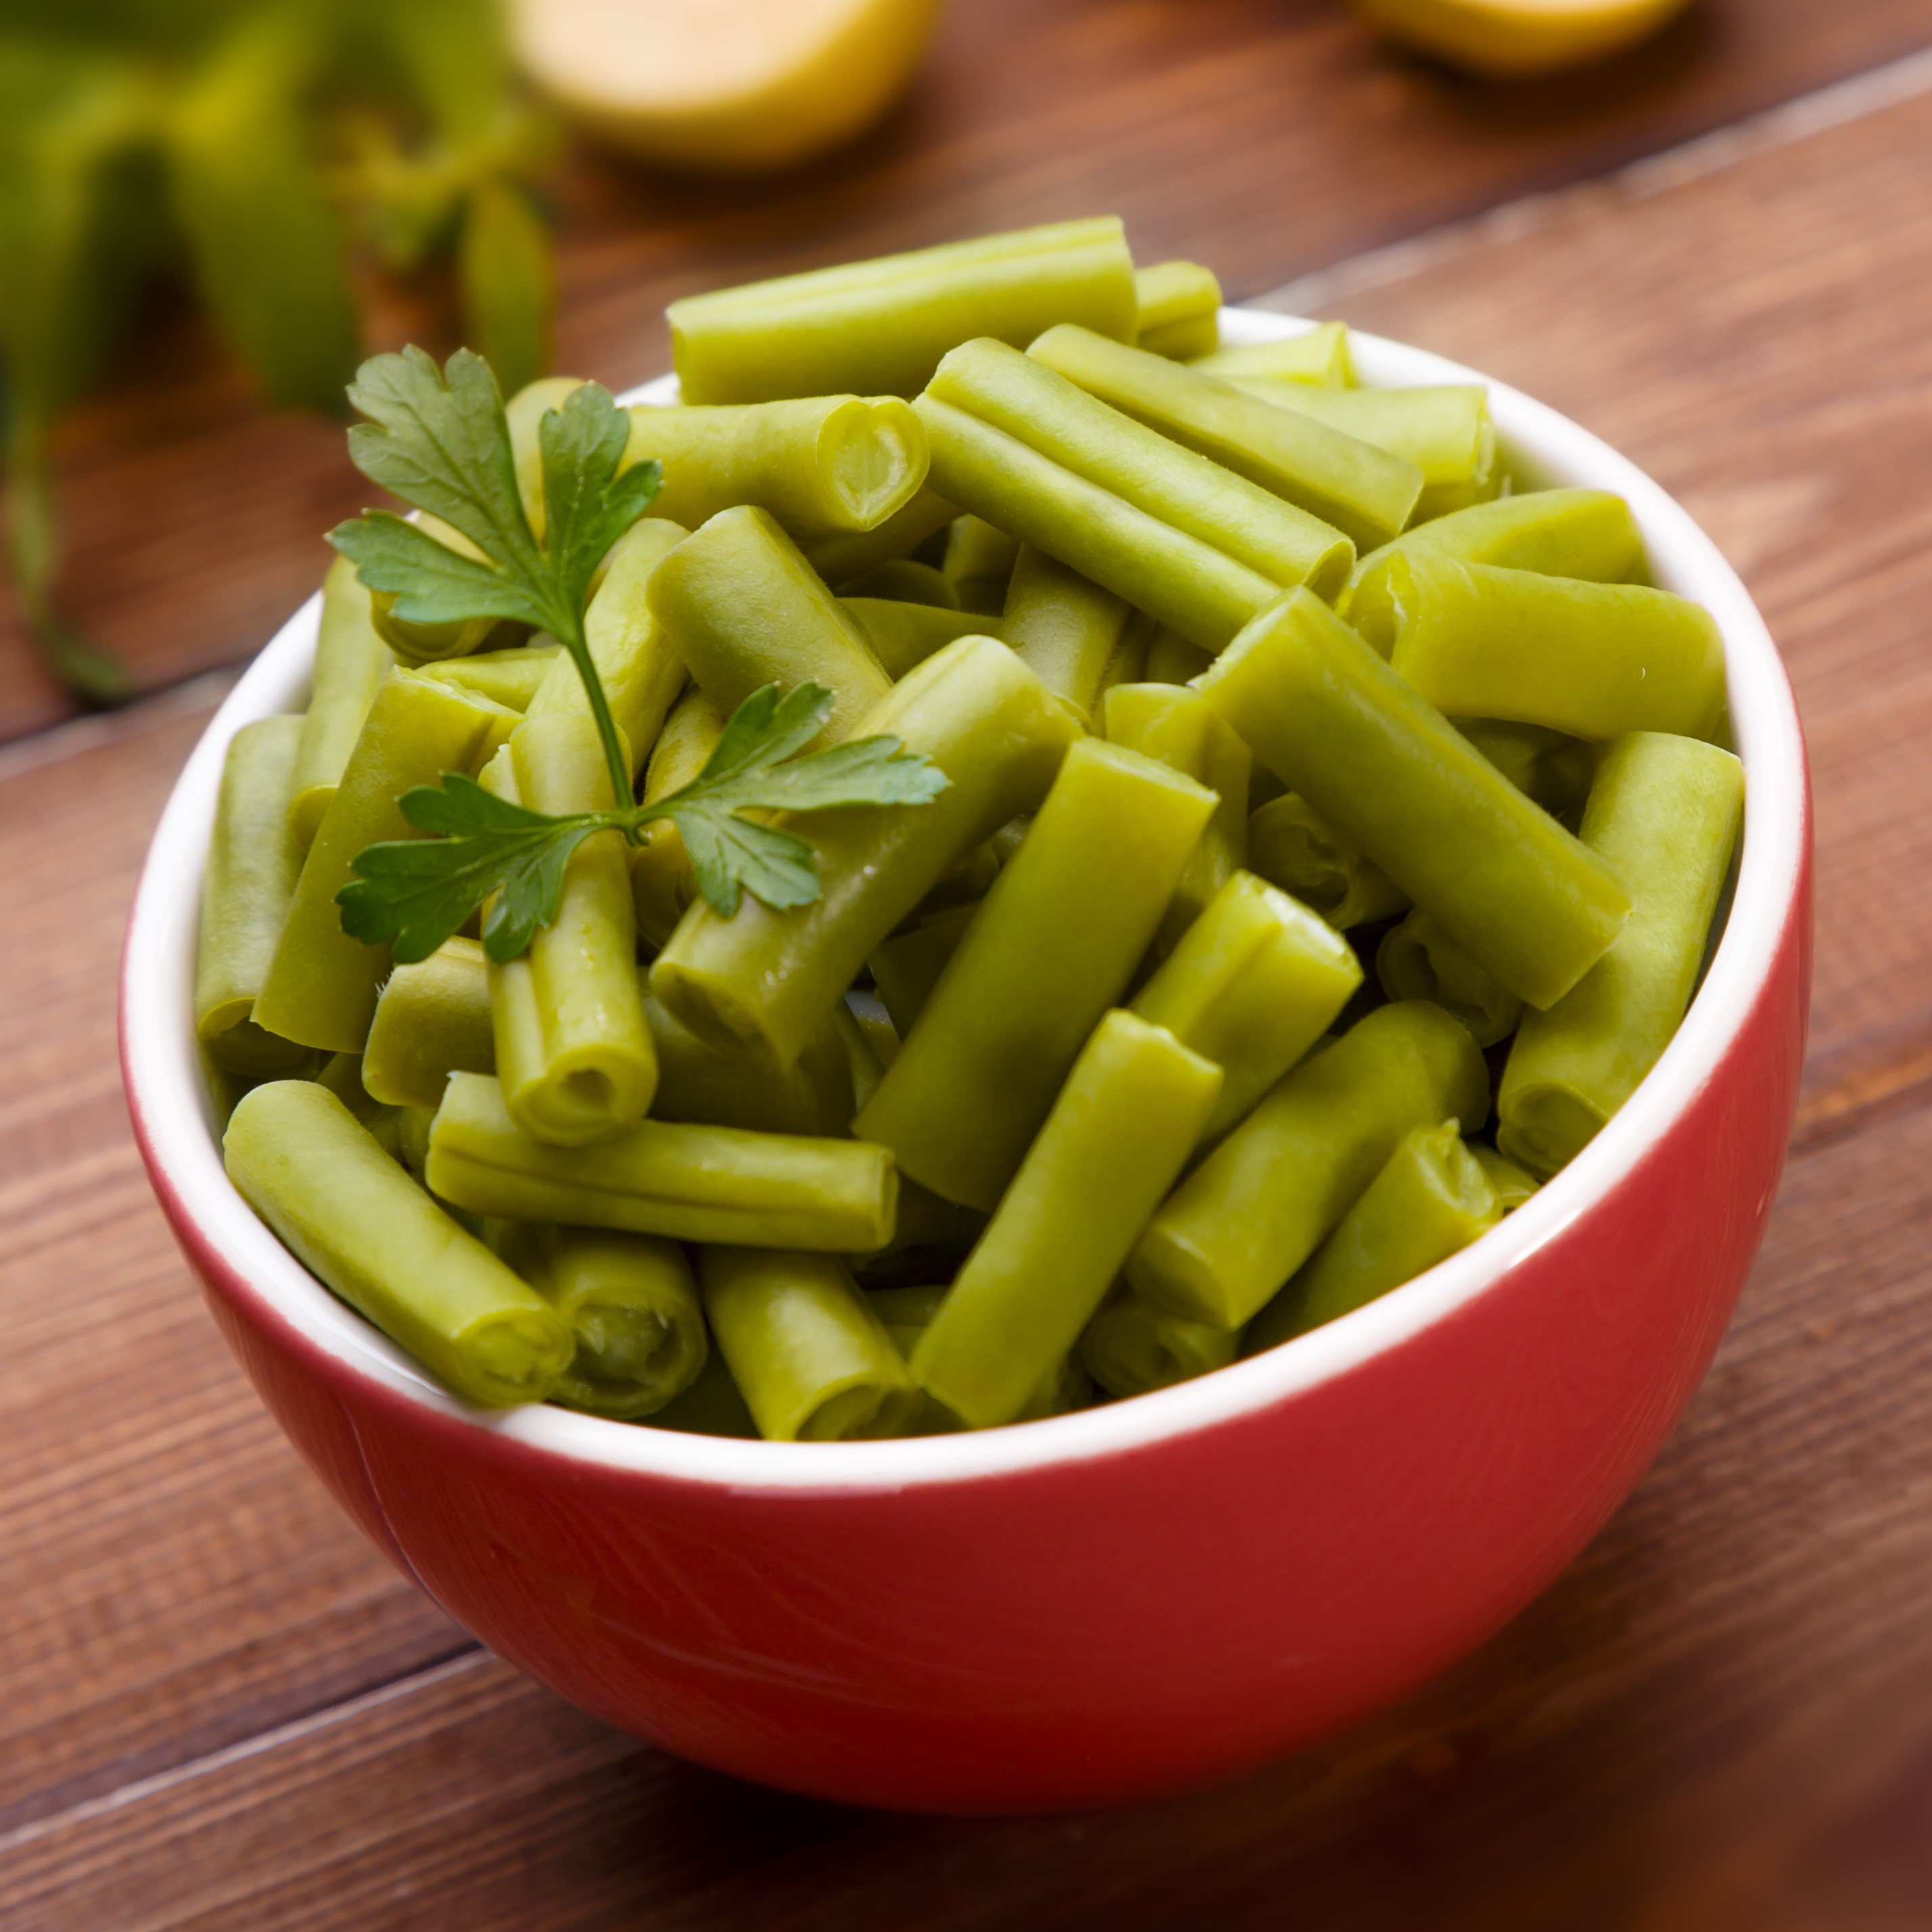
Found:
<box><xmin>122</xmin><ymin>309</ymin><xmax>1806</xmax><ymax>1492</ymax></box>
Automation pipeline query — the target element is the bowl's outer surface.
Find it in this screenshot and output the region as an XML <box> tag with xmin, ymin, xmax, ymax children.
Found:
<box><xmin>122</xmin><ymin>310</ymin><xmax>1812</xmax><ymax>1813</ymax></box>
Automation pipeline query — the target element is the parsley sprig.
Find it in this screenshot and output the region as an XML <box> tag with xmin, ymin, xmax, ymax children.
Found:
<box><xmin>326</xmin><ymin>347</ymin><xmax>948</xmax><ymax>964</ymax></box>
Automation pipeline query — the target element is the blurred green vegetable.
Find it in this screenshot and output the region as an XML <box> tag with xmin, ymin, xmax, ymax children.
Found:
<box><xmin>0</xmin><ymin>0</ymin><xmax>559</xmax><ymax>703</ymax></box>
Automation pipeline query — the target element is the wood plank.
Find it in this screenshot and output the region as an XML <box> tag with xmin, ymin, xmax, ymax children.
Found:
<box><xmin>1294</xmin><ymin>80</ymin><xmax>1932</xmax><ymax>1133</ymax></box>
<box><xmin>0</xmin><ymin>700</ymin><xmax>466</xmax><ymax>1836</ymax></box>
<box><xmin>5</xmin><ymin>0</ymin><xmax>1930</xmax><ymax>741</ymax></box>
<box><xmin>9</xmin><ymin>1076</ymin><xmax>1932</xmax><ymax>1931</ymax></box>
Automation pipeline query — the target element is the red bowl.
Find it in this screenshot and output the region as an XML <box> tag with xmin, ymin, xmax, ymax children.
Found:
<box><xmin>121</xmin><ymin>312</ymin><xmax>1810</xmax><ymax>1814</ymax></box>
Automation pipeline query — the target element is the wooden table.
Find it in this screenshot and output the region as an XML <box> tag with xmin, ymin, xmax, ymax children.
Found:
<box><xmin>6</xmin><ymin>3</ymin><xmax>1932</xmax><ymax>1924</ymax></box>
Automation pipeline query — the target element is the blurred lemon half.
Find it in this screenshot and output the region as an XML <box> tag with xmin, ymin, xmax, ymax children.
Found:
<box><xmin>512</xmin><ymin>0</ymin><xmax>945</xmax><ymax>172</ymax></box>
<box><xmin>1353</xmin><ymin>0</ymin><xmax>1693</xmax><ymax>77</ymax></box>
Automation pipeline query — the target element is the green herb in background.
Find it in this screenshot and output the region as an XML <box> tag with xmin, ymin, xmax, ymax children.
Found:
<box><xmin>0</xmin><ymin>0</ymin><xmax>559</xmax><ymax>704</ymax></box>
<box><xmin>329</xmin><ymin>347</ymin><xmax>951</xmax><ymax>962</ymax></box>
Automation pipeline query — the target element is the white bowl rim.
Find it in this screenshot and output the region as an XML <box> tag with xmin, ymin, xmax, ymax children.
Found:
<box><xmin>121</xmin><ymin>306</ymin><xmax>1806</xmax><ymax>1495</ymax></box>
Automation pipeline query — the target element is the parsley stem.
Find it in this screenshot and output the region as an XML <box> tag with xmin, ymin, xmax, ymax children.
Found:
<box><xmin>553</xmin><ymin>607</ymin><xmax>638</xmax><ymax>816</ymax></box>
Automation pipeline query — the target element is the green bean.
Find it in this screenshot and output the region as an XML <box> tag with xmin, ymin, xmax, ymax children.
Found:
<box><xmin>486</xmin><ymin>714</ymin><xmax>655</xmax><ymax>1146</ymax></box>
<box><xmin>872</xmin><ymin>1284</ymin><xmax>1087</xmax><ymax>1428</ymax></box>
<box><xmin>1027</xmin><ymin>324</ymin><xmax>1420</xmax><ymax>550</ymax></box>
<box><xmin>1198</xmin><ymin>590</ymin><xmax>1630</xmax><ymax>1008</ymax></box>
<box><xmin>1244</xmin><ymin>1121</ymin><xmax>1499</xmax><ymax>1352</ymax></box>
<box><xmin>854</xmin><ymin>738</ymin><xmax>1217</xmax><ymax>1210</ymax></box>
<box><xmin>1002</xmin><ymin>544</ymin><xmax>1131</xmax><ymax>719</ymax></box>
<box><xmin>928</xmin><ymin>335</ymin><xmax>1354</xmax><ymax>601</ymax></box>
<box><xmin>255</xmin><ymin>669</ymin><xmax>514</xmax><ymax>1053</ymax></box>
<box><xmin>913</xmin><ymin>395</ymin><xmax>1284</xmax><ymax>653</ymax></box>
<box><xmin>646</xmin><ymin>506</ymin><xmax>891</xmax><ymax>744</ymax></box>
<box><xmin>524</xmin><ymin>517</ymin><xmax>691</xmax><ymax>766</ymax></box>
<box><xmin>1127</xmin><ymin>1000</ymin><xmax>1488</xmax><ymax>1327</ymax></box>
<box><xmin>1144</xmin><ymin>628</ymin><xmax>1215</xmax><ymax>686</ymax></box>
<box><xmin>289</xmin><ymin>555</ymin><xmax>395</xmax><ymax>847</ymax></box>
<box><xmin>362</xmin><ymin>938</ymin><xmax>496</xmax><ymax>1107</ymax></box>
<box><xmin>652</xmin><ymin>634</ymin><xmax>1081</xmax><ymax>1070</ymax></box>
<box><xmin>834</xmin><ymin>558</ymin><xmax>959</xmax><ymax>607</ymax></box>
<box><xmin>1246</xmin><ymin>793</ymin><xmax>1409</xmax><ymax>930</ymax></box>
<box><xmin>1092</xmin><ymin>613</ymin><xmax>1152</xmax><ymax>704</ymax></box>
<box><xmin>224</xmin><ymin>1081</ymin><xmax>572</xmax><ymax>1407</ymax></box>
<box><xmin>942</xmin><ymin>513</ymin><xmax>1020</xmax><ymax>613</ymax></box>
<box><xmin>620</xmin><ymin>394</ymin><xmax>928</xmax><ymax>540</ymax></box>
<box><xmin>1453</xmin><ymin>717</ymin><xmax>1580</xmax><ymax>809</ymax></box>
<box><xmin>1342</xmin><ymin>488</ymin><xmax>1645</xmax><ymax>655</ymax></box>
<box><xmin>314</xmin><ymin>1050</ymin><xmax>407</xmax><ymax>1162</ymax></box>
<box><xmin>1133</xmin><ymin>259</ymin><xmax>1222</xmax><ymax>360</ymax></box>
<box><xmin>196</xmin><ymin>716</ymin><xmax>318</xmax><ymax>1076</ymax></box>
<box><xmin>1469</xmin><ymin>1142</ymin><xmax>1539</xmax><ymax>1212</ymax></box>
<box><xmin>419</xmin><ymin>644</ymin><xmax>564</xmax><ymax>711</ymax></box>
<box><xmin>647</xmin><ymin>1344</ymin><xmax>759</xmax><ymax>1438</ymax></box>
<box><xmin>1132</xmin><ymin>869</ymin><xmax>1362</xmax><ymax>1144</ymax></box>
<box><xmin>1377</xmin><ymin>908</ymin><xmax>1524</xmax><ymax>1048</ymax></box>
<box><xmin>842</xmin><ymin>598</ymin><xmax>1002</xmax><ymax>679</ymax></box>
<box><xmin>652</xmin><ymin>993</ymin><xmax>858</xmax><ymax>1137</ymax></box>
<box><xmin>842</xmin><ymin>992</ymin><xmax>901</xmax><ymax>1083</ymax></box>
<box><xmin>426</xmin><ymin>1072</ymin><xmax>898</xmax><ymax>1250</ymax></box>
<box><xmin>505</xmin><ymin>375</ymin><xmax>587</xmax><ymax>542</ymax></box>
<box><xmin>1229</xmin><ymin>383</ymin><xmax>1499</xmax><ymax>522</ymax></box>
<box><xmin>1387</xmin><ymin>556</ymin><xmax>1727</xmax><ymax>742</ymax></box>
<box><xmin>699</xmin><ymin>1246</ymin><xmax>921</xmax><ymax>1440</ymax></box>
<box><xmin>1100</xmin><ymin>682</ymin><xmax>1251</xmax><ymax>949</ymax></box>
<box><xmin>493</xmin><ymin>1223</ymin><xmax>707</xmax><ymax>1419</ymax></box>
<box><xmin>1081</xmin><ymin>1289</ymin><xmax>1240</xmax><ymax>1398</ymax></box>
<box><xmin>1192</xmin><ymin>322</ymin><xmax>1352</xmax><ymax>387</ymax></box>
<box><xmin>912</xmin><ymin>1010</ymin><xmax>1221</xmax><ymax>1428</ymax></box>
<box><xmin>801</xmin><ymin>486</ymin><xmax>958</xmax><ymax>588</ymax></box>
<box><xmin>1499</xmin><ymin>732</ymin><xmax>1743</xmax><ymax>1177</ymax></box>
<box><xmin>868</xmin><ymin>903</ymin><xmax>978</xmax><ymax>1036</ymax></box>
<box><xmin>368</xmin><ymin>513</ymin><xmax>502</xmax><ymax>664</ymax></box>
<box><xmin>628</xmin><ymin>686</ymin><xmax>723</xmax><ymax>947</ymax></box>
<box><xmin>669</xmin><ymin>216</ymin><xmax>1137</xmax><ymax>404</ymax></box>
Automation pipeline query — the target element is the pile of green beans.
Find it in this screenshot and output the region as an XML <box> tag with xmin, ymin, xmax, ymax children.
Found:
<box><xmin>199</xmin><ymin>221</ymin><xmax>1743</xmax><ymax>1438</ymax></box>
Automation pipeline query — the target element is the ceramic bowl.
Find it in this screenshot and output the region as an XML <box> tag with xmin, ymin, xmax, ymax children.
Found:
<box><xmin>121</xmin><ymin>307</ymin><xmax>1811</xmax><ymax>1814</ymax></box>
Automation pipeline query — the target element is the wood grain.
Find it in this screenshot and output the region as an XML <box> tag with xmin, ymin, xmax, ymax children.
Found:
<box><xmin>5</xmin><ymin>0</ymin><xmax>1932</xmax><ymax>740</ymax></box>
<box><xmin>9</xmin><ymin>1080</ymin><xmax>1932</xmax><ymax>1931</ymax></box>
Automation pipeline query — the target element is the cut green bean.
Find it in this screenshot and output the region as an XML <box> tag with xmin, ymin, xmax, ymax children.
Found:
<box><xmin>1230</xmin><ymin>383</ymin><xmax>1499</xmax><ymax>522</ymax></box>
<box><xmin>1100</xmin><ymin>682</ymin><xmax>1251</xmax><ymax>949</ymax></box>
<box><xmin>426</xmin><ymin>1073</ymin><xmax>898</xmax><ymax>1250</ymax></box>
<box><xmin>1132</xmin><ymin>869</ymin><xmax>1361</xmax><ymax>1143</ymax></box>
<box><xmin>1144</xmin><ymin>628</ymin><xmax>1215</xmax><ymax>686</ymax></box>
<box><xmin>1453</xmin><ymin>717</ymin><xmax>1580</xmax><ymax>810</ymax></box>
<box><xmin>872</xmin><ymin>1284</ymin><xmax>1087</xmax><ymax>1428</ymax></box>
<box><xmin>1246</xmin><ymin>793</ymin><xmax>1409</xmax><ymax>930</ymax></box>
<box><xmin>505</xmin><ymin>375</ymin><xmax>587</xmax><ymax>542</ymax></box>
<box><xmin>1028</xmin><ymin>324</ymin><xmax>1420</xmax><ymax>549</ymax></box>
<box><xmin>699</xmin><ymin>1246</ymin><xmax>921</xmax><ymax>1440</ymax></box>
<box><xmin>486</xmin><ymin>713</ymin><xmax>656</xmax><ymax>1146</ymax></box>
<box><xmin>629</xmin><ymin>686</ymin><xmax>723</xmax><ymax>947</ymax></box>
<box><xmin>1469</xmin><ymin>1142</ymin><xmax>1539</xmax><ymax>1212</ymax></box>
<box><xmin>256</xmin><ymin>669</ymin><xmax>514</xmax><ymax>1053</ymax></box>
<box><xmin>225</xmin><ymin>1081</ymin><xmax>572</xmax><ymax>1406</ymax></box>
<box><xmin>868</xmin><ymin>903</ymin><xmax>978</xmax><ymax>1037</ymax></box>
<box><xmin>1081</xmin><ymin>1288</ymin><xmax>1240</xmax><ymax>1398</ymax></box>
<box><xmin>289</xmin><ymin>555</ymin><xmax>394</xmax><ymax>846</ymax></box>
<box><xmin>1244</xmin><ymin>1121</ymin><xmax>1499</xmax><ymax>1352</ymax></box>
<box><xmin>368</xmin><ymin>513</ymin><xmax>502</xmax><ymax>664</ymax></box>
<box><xmin>942</xmin><ymin>513</ymin><xmax>1020</xmax><ymax>613</ymax></box>
<box><xmin>1198</xmin><ymin>590</ymin><xmax>1630</xmax><ymax>1008</ymax></box>
<box><xmin>835</xmin><ymin>558</ymin><xmax>958</xmax><ymax>607</ymax></box>
<box><xmin>912</xmin><ymin>1010</ymin><xmax>1221</xmax><ymax>1428</ymax></box>
<box><xmin>1499</xmin><ymin>732</ymin><xmax>1743</xmax><ymax>1177</ymax></box>
<box><xmin>621</xmin><ymin>394</ymin><xmax>928</xmax><ymax>540</ymax></box>
<box><xmin>420</xmin><ymin>643</ymin><xmax>563</xmax><ymax>711</ymax></box>
<box><xmin>197</xmin><ymin>716</ymin><xmax>318</xmax><ymax>1077</ymax></box>
<box><xmin>1342</xmin><ymin>488</ymin><xmax>1645</xmax><ymax>655</ymax></box>
<box><xmin>646</xmin><ymin>505</ymin><xmax>891</xmax><ymax>744</ymax></box>
<box><xmin>494</xmin><ymin>1223</ymin><xmax>707</xmax><ymax>1418</ymax></box>
<box><xmin>647</xmin><ymin>1344</ymin><xmax>759</xmax><ymax>1438</ymax></box>
<box><xmin>1093</xmin><ymin>612</ymin><xmax>1152</xmax><ymax>703</ymax></box>
<box><xmin>801</xmin><ymin>486</ymin><xmax>958</xmax><ymax>588</ymax></box>
<box><xmin>1377</xmin><ymin>908</ymin><xmax>1524</xmax><ymax>1048</ymax></box>
<box><xmin>1192</xmin><ymin>322</ymin><xmax>1352</xmax><ymax>387</ymax></box>
<box><xmin>855</xmin><ymin>738</ymin><xmax>1217</xmax><ymax>1210</ymax></box>
<box><xmin>653</xmin><ymin>634</ymin><xmax>1081</xmax><ymax>1070</ymax></box>
<box><xmin>1128</xmin><ymin>1000</ymin><xmax>1489</xmax><ymax>1327</ymax></box>
<box><xmin>669</xmin><ymin>216</ymin><xmax>1137</xmax><ymax>404</ymax></box>
<box><xmin>928</xmin><ymin>335</ymin><xmax>1354</xmax><ymax>603</ymax></box>
<box><xmin>524</xmin><ymin>516</ymin><xmax>691</xmax><ymax>768</ymax></box>
<box><xmin>1002</xmin><ymin>544</ymin><xmax>1131</xmax><ymax>719</ymax></box>
<box><xmin>842</xmin><ymin>598</ymin><xmax>1002</xmax><ymax>678</ymax></box>
<box><xmin>1134</xmin><ymin>260</ymin><xmax>1221</xmax><ymax>360</ymax></box>
<box><xmin>1388</xmin><ymin>555</ymin><xmax>1727</xmax><ymax>742</ymax></box>
<box><xmin>363</xmin><ymin>937</ymin><xmax>497</xmax><ymax>1108</ymax></box>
